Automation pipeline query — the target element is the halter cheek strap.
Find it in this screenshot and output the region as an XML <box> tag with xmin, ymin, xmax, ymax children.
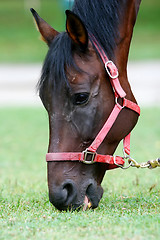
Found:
<box><xmin>46</xmin><ymin>36</ymin><xmax>140</xmax><ymax>169</ymax></box>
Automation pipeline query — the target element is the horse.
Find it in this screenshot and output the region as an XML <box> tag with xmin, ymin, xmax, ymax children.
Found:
<box><xmin>31</xmin><ymin>0</ymin><xmax>141</xmax><ymax>211</ymax></box>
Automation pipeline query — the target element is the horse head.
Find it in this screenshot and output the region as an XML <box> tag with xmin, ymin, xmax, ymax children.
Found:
<box><xmin>31</xmin><ymin>0</ymin><xmax>141</xmax><ymax>211</ymax></box>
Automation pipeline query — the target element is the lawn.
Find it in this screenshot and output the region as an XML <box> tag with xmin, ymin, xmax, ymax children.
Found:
<box><xmin>0</xmin><ymin>107</ymin><xmax>160</xmax><ymax>239</ymax></box>
<box><xmin>0</xmin><ymin>0</ymin><xmax>160</xmax><ymax>62</ymax></box>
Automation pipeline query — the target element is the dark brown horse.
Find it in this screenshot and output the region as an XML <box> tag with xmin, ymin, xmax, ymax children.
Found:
<box><xmin>31</xmin><ymin>0</ymin><xmax>141</xmax><ymax>211</ymax></box>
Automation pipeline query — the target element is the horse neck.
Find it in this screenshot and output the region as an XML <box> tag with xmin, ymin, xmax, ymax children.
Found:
<box><xmin>113</xmin><ymin>0</ymin><xmax>141</xmax><ymax>101</ymax></box>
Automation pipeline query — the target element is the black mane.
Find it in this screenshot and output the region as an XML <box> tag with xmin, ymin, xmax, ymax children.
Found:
<box><xmin>39</xmin><ymin>0</ymin><xmax>126</xmax><ymax>93</ymax></box>
<box><xmin>73</xmin><ymin>0</ymin><xmax>124</xmax><ymax>59</ymax></box>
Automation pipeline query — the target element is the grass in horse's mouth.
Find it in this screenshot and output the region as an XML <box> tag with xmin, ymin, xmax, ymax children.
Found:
<box><xmin>83</xmin><ymin>196</ymin><xmax>92</xmax><ymax>211</ymax></box>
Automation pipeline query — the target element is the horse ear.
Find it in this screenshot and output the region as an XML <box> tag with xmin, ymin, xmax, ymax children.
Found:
<box><xmin>66</xmin><ymin>10</ymin><xmax>88</xmax><ymax>50</ymax></box>
<box><xmin>30</xmin><ymin>8</ymin><xmax>59</xmax><ymax>46</ymax></box>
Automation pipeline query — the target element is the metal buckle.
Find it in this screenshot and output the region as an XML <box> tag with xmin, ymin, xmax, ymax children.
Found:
<box><xmin>105</xmin><ymin>60</ymin><xmax>119</xmax><ymax>79</ymax></box>
<box><xmin>82</xmin><ymin>149</ymin><xmax>96</xmax><ymax>164</ymax></box>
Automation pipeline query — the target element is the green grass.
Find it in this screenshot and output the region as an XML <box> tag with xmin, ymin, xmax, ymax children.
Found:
<box><xmin>0</xmin><ymin>107</ymin><xmax>160</xmax><ymax>239</ymax></box>
<box><xmin>0</xmin><ymin>0</ymin><xmax>160</xmax><ymax>62</ymax></box>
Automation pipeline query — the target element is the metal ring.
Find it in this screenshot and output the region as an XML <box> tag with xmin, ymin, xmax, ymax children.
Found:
<box><xmin>114</xmin><ymin>155</ymin><xmax>132</xmax><ymax>170</ymax></box>
<box><xmin>115</xmin><ymin>97</ymin><xmax>125</xmax><ymax>108</ymax></box>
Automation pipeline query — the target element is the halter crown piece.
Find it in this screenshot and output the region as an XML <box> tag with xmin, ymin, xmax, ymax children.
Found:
<box><xmin>46</xmin><ymin>35</ymin><xmax>140</xmax><ymax>170</ymax></box>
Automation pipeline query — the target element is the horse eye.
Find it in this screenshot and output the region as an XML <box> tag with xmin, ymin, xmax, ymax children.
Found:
<box><xmin>72</xmin><ymin>92</ymin><xmax>90</xmax><ymax>105</ymax></box>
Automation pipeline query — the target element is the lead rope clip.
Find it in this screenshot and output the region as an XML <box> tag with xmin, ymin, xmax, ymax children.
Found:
<box><xmin>126</xmin><ymin>157</ymin><xmax>160</xmax><ymax>169</ymax></box>
<box><xmin>147</xmin><ymin>158</ymin><xmax>160</xmax><ymax>169</ymax></box>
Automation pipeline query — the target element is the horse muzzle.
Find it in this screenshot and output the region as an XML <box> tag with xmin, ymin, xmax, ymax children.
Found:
<box><xmin>48</xmin><ymin>179</ymin><xmax>103</xmax><ymax>211</ymax></box>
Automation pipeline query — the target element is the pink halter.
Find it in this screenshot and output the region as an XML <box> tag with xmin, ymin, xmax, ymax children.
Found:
<box><xmin>46</xmin><ymin>36</ymin><xmax>140</xmax><ymax>169</ymax></box>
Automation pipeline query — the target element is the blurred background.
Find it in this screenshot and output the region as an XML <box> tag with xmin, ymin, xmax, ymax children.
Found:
<box><xmin>0</xmin><ymin>0</ymin><xmax>160</xmax><ymax>106</ymax></box>
<box><xmin>0</xmin><ymin>0</ymin><xmax>159</xmax><ymax>62</ymax></box>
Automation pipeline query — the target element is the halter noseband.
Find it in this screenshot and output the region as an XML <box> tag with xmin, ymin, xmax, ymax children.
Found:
<box><xmin>46</xmin><ymin>36</ymin><xmax>140</xmax><ymax>170</ymax></box>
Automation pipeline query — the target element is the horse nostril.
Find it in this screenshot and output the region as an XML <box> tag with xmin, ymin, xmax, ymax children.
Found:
<box><xmin>62</xmin><ymin>180</ymin><xmax>77</xmax><ymax>206</ymax></box>
<box><xmin>49</xmin><ymin>180</ymin><xmax>77</xmax><ymax>211</ymax></box>
<box><xmin>86</xmin><ymin>182</ymin><xmax>103</xmax><ymax>209</ymax></box>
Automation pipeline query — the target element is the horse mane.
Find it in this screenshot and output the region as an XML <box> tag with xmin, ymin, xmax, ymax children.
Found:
<box><xmin>38</xmin><ymin>0</ymin><xmax>126</xmax><ymax>93</ymax></box>
<box><xmin>73</xmin><ymin>0</ymin><xmax>125</xmax><ymax>59</ymax></box>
